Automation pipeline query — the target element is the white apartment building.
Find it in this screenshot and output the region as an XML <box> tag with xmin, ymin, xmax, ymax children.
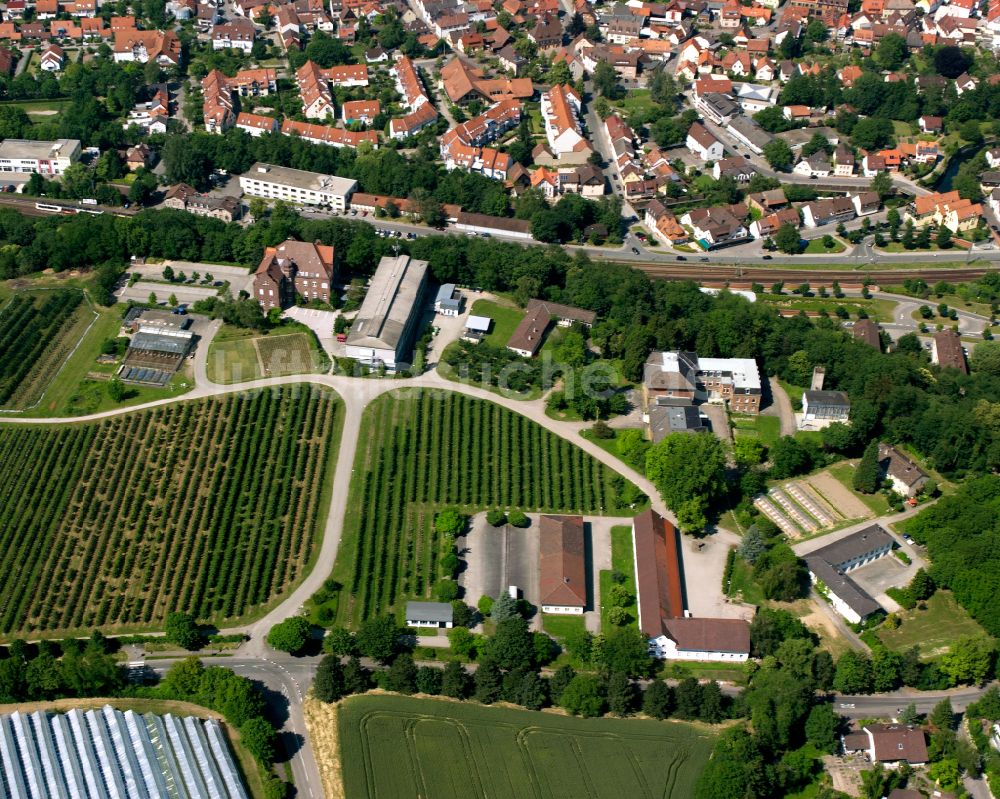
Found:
<box><xmin>238</xmin><ymin>162</ymin><xmax>357</xmax><ymax>211</ymax></box>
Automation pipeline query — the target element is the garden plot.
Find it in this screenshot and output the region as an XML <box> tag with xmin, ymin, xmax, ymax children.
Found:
<box><xmin>756</xmin><ymin>475</ymin><xmax>862</xmax><ymax>537</ymax></box>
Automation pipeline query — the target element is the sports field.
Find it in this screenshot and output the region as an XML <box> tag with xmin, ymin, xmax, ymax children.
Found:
<box><xmin>337</xmin><ymin>695</ymin><xmax>717</xmax><ymax>799</ymax></box>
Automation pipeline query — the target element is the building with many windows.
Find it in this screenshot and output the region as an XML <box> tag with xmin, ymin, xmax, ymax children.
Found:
<box><xmin>0</xmin><ymin>138</ymin><xmax>80</xmax><ymax>175</ymax></box>
<box><xmin>253</xmin><ymin>238</ymin><xmax>336</xmax><ymax>311</ymax></box>
<box><xmin>239</xmin><ymin>163</ymin><xmax>357</xmax><ymax>210</ymax></box>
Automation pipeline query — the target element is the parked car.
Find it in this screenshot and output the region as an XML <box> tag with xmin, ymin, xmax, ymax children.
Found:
<box><xmin>631</xmin><ymin>247</ymin><xmax>640</xmax><ymax>254</ymax></box>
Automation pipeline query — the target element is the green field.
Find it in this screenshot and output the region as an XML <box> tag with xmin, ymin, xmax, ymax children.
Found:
<box><xmin>876</xmin><ymin>591</ymin><xmax>991</xmax><ymax>659</ymax></box>
<box><xmin>338</xmin><ymin>694</ymin><xmax>717</xmax><ymax>799</ymax></box>
<box><xmin>207</xmin><ymin>324</ymin><xmax>328</xmax><ymax>384</ymax></box>
<box><xmin>0</xmin><ymin>98</ymin><xmax>71</xmax><ymax>116</ymax></box>
<box><xmin>328</xmin><ymin>390</ymin><xmax>641</xmax><ymax>626</ymax></box>
<box><xmin>731</xmin><ymin>414</ymin><xmax>781</xmax><ymax>447</ymax></box>
<box><xmin>0</xmin><ymin>387</ymin><xmax>342</xmax><ymax>635</ymax></box>
<box><xmin>726</xmin><ymin>557</ymin><xmax>765</xmax><ymax>607</ymax></box>
<box><xmin>600</xmin><ymin>525</ymin><xmax>638</xmax><ymax>634</ymax></box>
<box><xmin>470</xmin><ymin>298</ymin><xmax>525</xmax><ymax>348</ymax></box>
<box><xmin>0</xmin><ymin>289</ymin><xmax>96</xmax><ymax>410</ymax></box>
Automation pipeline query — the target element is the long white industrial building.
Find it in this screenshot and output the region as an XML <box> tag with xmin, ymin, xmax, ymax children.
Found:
<box><xmin>0</xmin><ymin>705</ymin><xmax>250</xmax><ymax>799</ymax></box>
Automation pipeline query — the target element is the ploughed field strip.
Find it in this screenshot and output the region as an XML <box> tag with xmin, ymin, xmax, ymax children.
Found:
<box><xmin>333</xmin><ymin>389</ymin><xmax>641</xmax><ymax>626</ymax></box>
<box><xmin>0</xmin><ymin>289</ymin><xmax>93</xmax><ymax>409</ymax></box>
<box><xmin>0</xmin><ymin>386</ymin><xmax>341</xmax><ymax>635</ymax></box>
<box><xmin>338</xmin><ymin>694</ymin><xmax>716</xmax><ymax>799</ymax></box>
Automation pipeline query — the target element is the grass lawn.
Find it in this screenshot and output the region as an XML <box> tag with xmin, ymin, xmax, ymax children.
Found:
<box><xmin>0</xmin><ymin>97</ymin><xmax>70</xmax><ymax>115</ymax></box>
<box><xmin>731</xmin><ymin>414</ymin><xmax>781</xmax><ymax>447</ymax></box>
<box><xmin>662</xmin><ymin>659</ymin><xmax>749</xmax><ymax>686</ymax></box>
<box><xmin>470</xmin><ymin>298</ymin><xmax>524</xmax><ymax>348</ymax></box>
<box><xmin>890</xmin><ymin>290</ymin><xmax>996</xmax><ymax>319</ymax></box>
<box><xmin>727</xmin><ymin>557</ymin><xmax>764</xmax><ymax>606</ymax></box>
<box><xmin>803</xmin><ymin>237</ymin><xmax>846</xmax><ymax>254</ymax></box>
<box><xmin>207</xmin><ymin>323</ymin><xmax>328</xmax><ymax>384</ymax></box>
<box><xmin>611</xmin><ymin>89</ymin><xmax>657</xmax><ymax>118</ymax></box>
<box><xmin>337</xmin><ymin>694</ymin><xmax>718</xmax><ymax>799</ymax></box>
<box><xmin>599</xmin><ymin>525</ymin><xmax>638</xmax><ymax>634</ymax></box>
<box><xmin>827</xmin><ymin>461</ymin><xmax>892</xmax><ymax>515</ymax></box>
<box><xmin>207</xmin><ymin>337</ymin><xmax>262</xmax><ymax>383</ymax></box>
<box><xmin>779</xmin><ymin>379</ymin><xmax>805</xmax><ymax>412</ymax></box>
<box><xmin>542</xmin><ymin>613</ymin><xmax>587</xmax><ymax>639</ymax></box>
<box><xmin>876</xmin><ymin>591</ymin><xmax>992</xmax><ymax>659</ymax></box>
<box><xmin>578</xmin><ymin>428</ymin><xmax>648</xmax><ymax>477</ymax></box>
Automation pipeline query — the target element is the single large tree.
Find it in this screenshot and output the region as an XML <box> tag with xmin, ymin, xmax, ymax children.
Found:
<box><xmin>774</xmin><ymin>223</ymin><xmax>801</xmax><ymax>255</ymax></box>
<box><xmin>763</xmin><ymin>139</ymin><xmax>793</xmax><ymax>171</ymax></box>
<box><xmin>853</xmin><ymin>440</ymin><xmax>881</xmax><ymax>494</ymax></box>
<box><xmin>645</xmin><ymin>433</ymin><xmax>727</xmax><ymax>531</ymax></box>
<box><xmin>165</xmin><ymin>612</ymin><xmax>203</xmax><ymax>651</ymax></box>
<box><xmin>313</xmin><ymin>655</ymin><xmax>345</xmax><ymax>703</ymax></box>
<box><xmin>356</xmin><ymin>615</ymin><xmax>399</xmax><ymax>662</ymax></box>
<box><xmin>266</xmin><ymin>616</ymin><xmax>313</xmax><ymax>655</ymax></box>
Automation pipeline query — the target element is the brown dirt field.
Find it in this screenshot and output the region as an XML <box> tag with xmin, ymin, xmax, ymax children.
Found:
<box><xmin>798</xmin><ymin>480</ymin><xmax>845</xmax><ymax>522</ymax></box>
<box><xmin>806</xmin><ymin>472</ymin><xmax>872</xmax><ymax>520</ymax></box>
<box><xmin>304</xmin><ymin>695</ymin><xmax>345</xmax><ymax>799</ymax></box>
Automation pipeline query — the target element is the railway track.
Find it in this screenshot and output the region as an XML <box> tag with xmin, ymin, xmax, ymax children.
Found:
<box><xmin>630</xmin><ymin>262</ymin><xmax>997</xmax><ymax>284</ymax></box>
<box><xmin>0</xmin><ymin>195</ymin><xmax>135</xmax><ymax>217</ymax></box>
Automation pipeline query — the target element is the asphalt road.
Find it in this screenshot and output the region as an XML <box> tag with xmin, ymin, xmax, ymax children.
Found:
<box><xmin>153</xmin><ymin>655</ymin><xmax>323</xmax><ymax>799</ymax></box>
<box><xmin>834</xmin><ymin>684</ymin><xmax>992</xmax><ymax>718</ymax></box>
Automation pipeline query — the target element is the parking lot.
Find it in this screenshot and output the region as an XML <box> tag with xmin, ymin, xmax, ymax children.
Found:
<box><xmin>459</xmin><ymin>513</ymin><xmax>542</xmax><ymax>628</ymax></box>
<box><xmin>117</xmin><ymin>281</ymin><xmax>219</xmax><ymax>306</ymax></box>
<box><xmin>849</xmin><ymin>553</ymin><xmax>915</xmax><ymax>611</ymax></box>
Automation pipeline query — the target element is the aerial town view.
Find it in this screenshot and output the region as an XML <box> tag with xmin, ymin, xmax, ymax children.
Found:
<box><xmin>5</xmin><ymin>0</ymin><xmax>1000</xmax><ymax>794</ymax></box>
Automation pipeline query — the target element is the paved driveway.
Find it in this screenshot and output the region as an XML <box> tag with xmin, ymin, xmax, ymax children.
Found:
<box><xmin>282</xmin><ymin>306</ymin><xmax>340</xmax><ymax>357</ymax></box>
<box><xmin>132</xmin><ymin>261</ymin><xmax>253</xmax><ymax>295</ymax></box>
<box><xmin>459</xmin><ymin>513</ymin><xmax>541</xmax><ymax>627</ymax></box>
<box><xmin>683</xmin><ymin>533</ymin><xmax>754</xmax><ymax>620</ymax></box>
<box><xmin>849</xmin><ymin>554</ymin><xmax>915</xmax><ymax>611</ymax></box>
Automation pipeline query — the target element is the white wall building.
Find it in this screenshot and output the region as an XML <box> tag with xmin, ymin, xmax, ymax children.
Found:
<box><xmin>0</xmin><ymin>138</ymin><xmax>80</xmax><ymax>176</ymax></box>
<box><xmin>238</xmin><ymin>162</ymin><xmax>357</xmax><ymax>211</ymax></box>
<box><xmin>345</xmin><ymin>254</ymin><xmax>429</xmax><ymax>370</ymax></box>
